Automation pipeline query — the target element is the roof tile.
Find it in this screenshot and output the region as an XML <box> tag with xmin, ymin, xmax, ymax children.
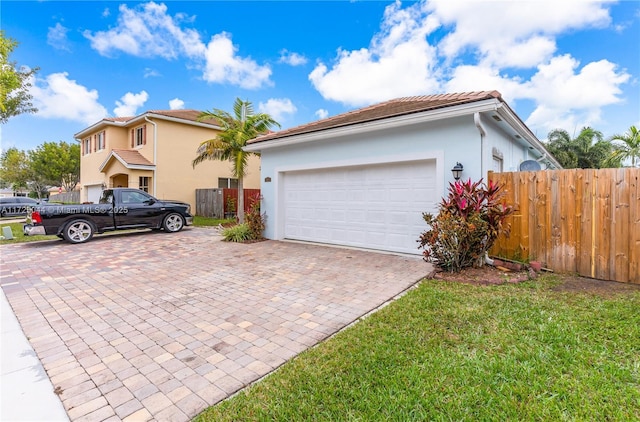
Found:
<box><xmin>111</xmin><ymin>149</ymin><xmax>154</xmax><ymax>166</ymax></box>
<box><xmin>250</xmin><ymin>91</ymin><xmax>502</xmax><ymax>143</ymax></box>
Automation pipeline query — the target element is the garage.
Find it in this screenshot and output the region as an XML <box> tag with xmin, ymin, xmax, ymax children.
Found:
<box><xmin>282</xmin><ymin>159</ymin><xmax>438</xmax><ymax>254</ymax></box>
<box><xmin>246</xmin><ymin>92</ymin><xmax>561</xmax><ymax>256</ymax></box>
<box><xmin>86</xmin><ymin>184</ymin><xmax>103</xmax><ymax>204</ymax></box>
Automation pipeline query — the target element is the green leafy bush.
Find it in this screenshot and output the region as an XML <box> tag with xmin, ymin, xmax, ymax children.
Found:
<box><xmin>245</xmin><ymin>194</ymin><xmax>265</xmax><ymax>240</ymax></box>
<box><xmin>222</xmin><ymin>194</ymin><xmax>265</xmax><ymax>242</ymax></box>
<box><xmin>222</xmin><ymin>223</ymin><xmax>252</xmax><ymax>242</ymax></box>
<box><xmin>418</xmin><ymin>178</ymin><xmax>514</xmax><ymax>272</ymax></box>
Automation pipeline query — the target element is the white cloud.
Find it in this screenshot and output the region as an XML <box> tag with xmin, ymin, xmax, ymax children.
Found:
<box><xmin>114</xmin><ymin>91</ymin><xmax>149</xmax><ymax>117</ymax></box>
<box><xmin>169</xmin><ymin>98</ymin><xmax>185</xmax><ymax>110</ymax></box>
<box><xmin>29</xmin><ymin>72</ymin><xmax>107</xmax><ymax>125</ymax></box>
<box><xmin>84</xmin><ymin>2</ymin><xmax>204</xmax><ymax>59</ymax></box>
<box><xmin>445</xmin><ymin>65</ymin><xmax>525</xmax><ymax>103</ymax></box>
<box><xmin>279</xmin><ymin>49</ymin><xmax>308</xmax><ymax>66</ymax></box>
<box><xmin>523</xmin><ymin>56</ymin><xmax>630</xmax><ymax>133</ymax></box>
<box><xmin>144</xmin><ymin>68</ymin><xmax>161</xmax><ymax>78</ymax></box>
<box><xmin>309</xmin><ymin>1</ymin><xmax>440</xmax><ymax>107</ymax></box>
<box><xmin>258</xmin><ymin>98</ymin><xmax>297</xmax><ymax>122</ymax></box>
<box><xmin>202</xmin><ymin>33</ymin><xmax>272</xmax><ymax>89</ymax></box>
<box><xmin>315</xmin><ymin>109</ymin><xmax>329</xmax><ymax>120</ymax></box>
<box><xmin>47</xmin><ymin>23</ymin><xmax>71</xmax><ymax>52</ymax></box>
<box><xmin>307</xmin><ymin>0</ymin><xmax>629</xmax><ymax>138</ymax></box>
<box><xmin>429</xmin><ymin>0</ymin><xmax>613</xmax><ymax>68</ymax></box>
<box><xmin>84</xmin><ymin>1</ymin><xmax>271</xmax><ymax>89</ymax></box>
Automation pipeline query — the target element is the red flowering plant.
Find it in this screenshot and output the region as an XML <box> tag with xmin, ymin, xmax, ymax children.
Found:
<box><xmin>418</xmin><ymin>178</ymin><xmax>514</xmax><ymax>272</ymax></box>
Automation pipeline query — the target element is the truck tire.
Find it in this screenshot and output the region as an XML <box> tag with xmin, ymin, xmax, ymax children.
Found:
<box><xmin>63</xmin><ymin>219</ymin><xmax>94</xmax><ymax>243</ymax></box>
<box><xmin>163</xmin><ymin>213</ymin><xmax>184</xmax><ymax>233</ymax></box>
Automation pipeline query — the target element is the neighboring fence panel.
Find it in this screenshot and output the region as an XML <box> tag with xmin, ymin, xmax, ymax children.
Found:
<box><xmin>222</xmin><ymin>188</ymin><xmax>261</xmax><ymax>215</ymax></box>
<box><xmin>489</xmin><ymin>168</ymin><xmax>639</xmax><ymax>284</ymax></box>
<box><xmin>48</xmin><ymin>191</ymin><xmax>80</xmax><ymax>204</ymax></box>
<box><xmin>195</xmin><ymin>188</ymin><xmax>261</xmax><ymax>218</ymax></box>
<box><xmin>196</xmin><ymin>189</ymin><xmax>225</xmax><ymax>218</ymax></box>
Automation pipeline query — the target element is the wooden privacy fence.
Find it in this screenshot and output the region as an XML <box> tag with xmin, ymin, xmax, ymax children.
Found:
<box><xmin>48</xmin><ymin>191</ymin><xmax>80</xmax><ymax>204</ymax></box>
<box><xmin>488</xmin><ymin>168</ymin><xmax>639</xmax><ymax>284</ymax></box>
<box><xmin>195</xmin><ymin>188</ymin><xmax>261</xmax><ymax>218</ymax></box>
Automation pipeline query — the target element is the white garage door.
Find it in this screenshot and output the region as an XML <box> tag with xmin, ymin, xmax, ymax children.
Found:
<box><xmin>87</xmin><ymin>185</ymin><xmax>103</xmax><ymax>204</ymax></box>
<box><xmin>283</xmin><ymin>160</ymin><xmax>438</xmax><ymax>254</ymax></box>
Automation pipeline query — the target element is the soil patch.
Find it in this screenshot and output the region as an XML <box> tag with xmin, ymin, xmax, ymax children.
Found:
<box><xmin>429</xmin><ymin>265</ymin><xmax>640</xmax><ymax>297</ymax></box>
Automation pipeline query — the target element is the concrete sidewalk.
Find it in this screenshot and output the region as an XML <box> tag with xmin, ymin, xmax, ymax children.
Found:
<box><xmin>1</xmin><ymin>288</ymin><xmax>69</xmax><ymax>421</ymax></box>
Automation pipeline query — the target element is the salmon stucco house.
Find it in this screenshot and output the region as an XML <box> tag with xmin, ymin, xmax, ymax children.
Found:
<box><xmin>74</xmin><ymin>109</ymin><xmax>261</xmax><ymax>209</ymax></box>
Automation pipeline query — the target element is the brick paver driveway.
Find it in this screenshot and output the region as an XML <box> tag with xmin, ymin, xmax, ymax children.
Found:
<box><xmin>1</xmin><ymin>228</ymin><xmax>431</xmax><ymax>421</ymax></box>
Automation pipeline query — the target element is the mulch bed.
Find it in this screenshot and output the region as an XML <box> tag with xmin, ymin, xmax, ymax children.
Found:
<box><xmin>429</xmin><ymin>263</ymin><xmax>640</xmax><ymax>297</ymax></box>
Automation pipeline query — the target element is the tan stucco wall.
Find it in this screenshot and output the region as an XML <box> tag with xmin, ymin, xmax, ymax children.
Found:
<box><xmin>79</xmin><ymin>117</ymin><xmax>261</xmax><ymax>210</ymax></box>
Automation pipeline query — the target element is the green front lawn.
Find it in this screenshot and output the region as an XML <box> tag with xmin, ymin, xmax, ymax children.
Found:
<box><xmin>0</xmin><ymin>221</ymin><xmax>56</xmax><ymax>243</ymax></box>
<box><xmin>195</xmin><ymin>276</ymin><xmax>640</xmax><ymax>421</ymax></box>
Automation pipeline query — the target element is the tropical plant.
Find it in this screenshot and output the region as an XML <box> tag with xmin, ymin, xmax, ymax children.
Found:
<box><xmin>221</xmin><ymin>223</ymin><xmax>252</xmax><ymax>242</ymax></box>
<box><xmin>418</xmin><ymin>179</ymin><xmax>514</xmax><ymax>272</ymax></box>
<box><xmin>545</xmin><ymin>127</ymin><xmax>615</xmax><ymax>169</ymax></box>
<box><xmin>245</xmin><ymin>194</ymin><xmax>265</xmax><ymax>240</ymax></box>
<box><xmin>605</xmin><ymin>125</ymin><xmax>640</xmax><ymax>168</ymax></box>
<box><xmin>192</xmin><ymin>98</ymin><xmax>280</xmax><ymax>223</ymax></box>
<box><xmin>0</xmin><ymin>31</ymin><xmax>39</xmax><ymax>124</ymax></box>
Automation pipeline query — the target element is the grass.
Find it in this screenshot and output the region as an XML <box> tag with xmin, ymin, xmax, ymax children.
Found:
<box><xmin>0</xmin><ymin>221</ymin><xmax>56</xmax><ymax>243</ymax></box>
<box><xmin>195</xmin><ymin>276</ymin><xmax>640</xmax><ymax>421</ymax></box>
<box><xmin>193</xmin><ymin>216</ymin><xmax>235</xmax><ymax>227</ymax></box>
<box><xmin>0</xmin><ymin>216</ymin><xmax>234</xmax><ymax>244</ymax></box>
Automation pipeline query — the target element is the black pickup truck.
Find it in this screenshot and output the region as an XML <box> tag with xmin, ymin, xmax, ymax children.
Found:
<box><xmin>23</xmin><ymin>188</ymin><xmax>193</xmax><ymax>244</ymax></box>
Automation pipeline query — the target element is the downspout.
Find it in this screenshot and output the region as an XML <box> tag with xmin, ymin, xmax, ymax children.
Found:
<box><xmin>474</xmin><ymin>112</ymin><xmax>487</xmax><ymax>177</ymax></box>
<box><xmin>474</xmin><ymin>112</ymin><xmax>495</xmax><ymax>267</ymax></box>
<box><xmin>144</xmin><ymin>116</ymin><xmax>157</xmax><ymax>195</ymax></box>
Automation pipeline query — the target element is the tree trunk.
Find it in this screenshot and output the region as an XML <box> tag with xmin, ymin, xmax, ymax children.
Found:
<box><xmin>237</xmin><ymin>176</ymin><xmax>245</xmax><ymax>223</ymax></box>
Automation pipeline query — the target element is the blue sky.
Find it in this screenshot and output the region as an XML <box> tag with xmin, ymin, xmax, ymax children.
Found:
<box><xmin>2</xmin><ymin>0</ymin><xmax>639</xmax><ymax>152</ymax></box>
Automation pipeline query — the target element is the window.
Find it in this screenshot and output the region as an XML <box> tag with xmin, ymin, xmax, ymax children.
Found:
<box><xmin>218</xmin><ymin>178</ymin><xmax>238</xmax><ymax>189</ymax></box>
<box><xmin>492</xmin><ymin>156</ymin><xmax>503</xmax><ymax>173</ymax></box>
<box><xmin>139</xmin><ymin>177</ymin><xmax>150</xmax><ymax>193</ymax></box>
<box><xmin>136</xmin><ymin>127</ymin><xmax>144</xmax><ymax>146</ymax></box>
<box><xmin>83</xmin><ymin>138</ymin><xmax>91</xmax><ymax>155</ymax></box>
<box><xmin>122</xmin><ymin>190</ymin><xmax>152</xmax><ymax>204</ymax></box>
<box><xmin>96</xmin><ymin>131</ymin><xmax>105</xmax><ymax>151</ymax></box>
<box><xmin>492</xmin><ymin>147</ymin><xmax>504</xmax><ymax>173</ymax></box>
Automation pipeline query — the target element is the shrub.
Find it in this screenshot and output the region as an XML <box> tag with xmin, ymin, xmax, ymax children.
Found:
<box><xmin>222</xmin><ymin>194</ymin><xmax>266</xmax><ymax>242</ymax></box>
<box><xmin>418</xmin><ymin>178</ymin><xmax>514</xmax><ymax>272</ymax></box>
<box><xmin>245</xmin><ymin>194</ymin><xmax>265</xmax><ymax>240</ymax></box>
<box><xmin>222</xmin><ymin>223</ymin><xmax>252</xmax><ymax>242</ymax></box>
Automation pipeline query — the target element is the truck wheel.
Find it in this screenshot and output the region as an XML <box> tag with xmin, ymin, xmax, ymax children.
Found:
<box><xmin>63</xmin><ymin>219</ymin><xmax>94</xmax><ymax>243</ymax></box>
<box><xmin>163</xmin><ymin>213</ymin><xmax>184</xmax><ymax>233</ymax></box>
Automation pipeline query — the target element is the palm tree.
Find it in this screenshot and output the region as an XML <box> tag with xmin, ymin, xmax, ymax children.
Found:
<box><xmin>192</xmin><ymin>98</ymin><xmax>280</xmax><ymax>223</ymax></box>
<box><xmin>545</xmin><ymin>127</ymin><xmax>614</xmax><ymax>169</ymax></box>
<box><xmin>605</xmin><ymin>125</ymin><xmax>640</xmax><ymax>168</ymax></box>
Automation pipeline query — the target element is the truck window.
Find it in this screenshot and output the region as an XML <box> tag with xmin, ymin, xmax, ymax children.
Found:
<box><xmin>122</xmin><ymin>191</ymin><xmax>152</xmax><ymax>204</ymax></box>
<box><xmin>99</xmin><ymin>191</ymin><xmax>113</xmax><ymax>204</ymax></box>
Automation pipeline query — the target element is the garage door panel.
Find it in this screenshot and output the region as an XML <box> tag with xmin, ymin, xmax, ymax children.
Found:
<box><xmin>283</xmin><ymin>160</ymin><xmax>437</xmax><ymax>254</ymax></box>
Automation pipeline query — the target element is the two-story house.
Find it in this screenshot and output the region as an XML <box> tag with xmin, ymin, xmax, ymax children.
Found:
<box><xmin>74</xmin><ymin>109</ymin><xmax>260</xmax><ymax>210</ymax></box>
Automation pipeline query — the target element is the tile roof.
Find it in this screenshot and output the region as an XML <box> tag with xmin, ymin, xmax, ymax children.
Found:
<box><xmin>249</xmin><ymin>91</ymin><xmax>503</xmax><ymax>144</ymax></box>
<box><xmin>105</xmin><ymin>110</ymin><xmax>219</xmax><ymax>126</ymax></box>
<box><xmin>111</xmin><ymin>149</ymin><xmax>154</xmax><ymax>166</ymax></box>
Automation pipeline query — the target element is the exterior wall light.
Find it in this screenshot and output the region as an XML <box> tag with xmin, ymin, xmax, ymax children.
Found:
<box><xmin>451</xmin><ymin>162</ymin><xmax>464</xmax><ymax>180</ymax></box>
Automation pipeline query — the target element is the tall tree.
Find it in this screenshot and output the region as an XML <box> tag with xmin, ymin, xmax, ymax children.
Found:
<box><xmin>605</xmin><ymin>125</ymin><xmax>640</xmax><ymax>168</ymax></box>
<box><xmin>545</xmin><ymin>127</ymin><xmax>615</xmax><ymax>169</ymax></box>
<box><xmin>0</xmin><ymin>31</ymin><xmax>39</xmax><ymax>124</ymax></box>
<box><xmin>29</xmin><ymin>141</ymin><xmax>81</xmax><ymax>192</ymax></box>
<box><xmin>193</xmin><ymin>98</ymin><xmax>280</xmax><ymax>223</ymax></box>
<box><xmin>0</xmin><ymin>147</ymin><xmax>29</xmax><ymax>192</ymax></box>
